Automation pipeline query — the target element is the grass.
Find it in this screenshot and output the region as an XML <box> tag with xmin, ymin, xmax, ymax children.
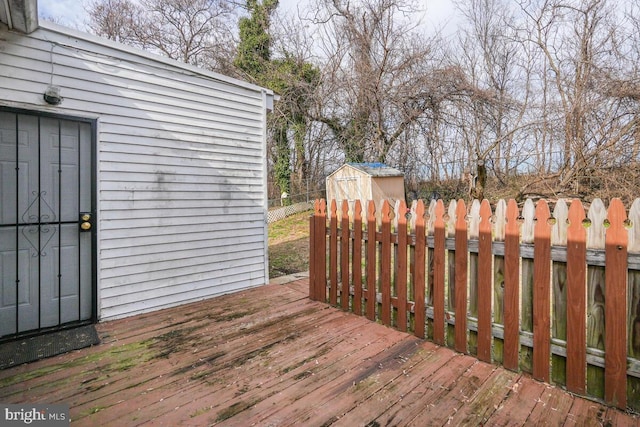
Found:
<box><xmin>268</xmin><ymin>210</ymin><xmax>312</xmax><ymax>279</ymax></box>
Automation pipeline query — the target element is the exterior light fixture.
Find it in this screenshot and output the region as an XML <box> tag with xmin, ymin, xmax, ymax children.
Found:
<box><xmin>44</xmin><ymin>85</ymin><xmax>63</xmax><ymax>105</ymax></box>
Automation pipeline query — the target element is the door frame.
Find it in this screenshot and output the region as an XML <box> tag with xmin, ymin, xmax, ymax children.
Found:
<box><xmin>0</xmin><ymin>106</ymin><xmax>98</xmax><ymax>340</ymax></box>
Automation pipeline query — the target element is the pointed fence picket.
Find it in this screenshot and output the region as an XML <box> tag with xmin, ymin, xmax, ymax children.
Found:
<box><xmin>309</xmin><ymin>197</ymin><xmax>640</xmax><ymax>411</ymax></box>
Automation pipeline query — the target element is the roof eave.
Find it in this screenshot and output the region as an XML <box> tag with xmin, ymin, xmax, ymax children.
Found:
<box><xmin>1</xmin><ymin>0</ymin><xmax>38</xmax><ymax>33</ymax></box>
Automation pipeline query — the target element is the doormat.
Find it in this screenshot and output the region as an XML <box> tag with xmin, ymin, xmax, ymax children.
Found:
<box><xmin>0</xmin><ymin>325</ymin><xmax>100</xmax><ymax>369</ymax></box>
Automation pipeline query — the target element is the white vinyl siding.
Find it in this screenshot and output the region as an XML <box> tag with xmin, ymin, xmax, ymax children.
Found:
<box><xmin>0</xmin><ymin>22</ymin><xmax>270</xmax><ymax>320</ymax></box>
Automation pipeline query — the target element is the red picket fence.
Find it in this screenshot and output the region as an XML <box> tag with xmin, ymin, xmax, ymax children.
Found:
<box><xmin>309</xmin><ymin>197</ymin><xmax>640</xmax><ymax>411</ymax></box>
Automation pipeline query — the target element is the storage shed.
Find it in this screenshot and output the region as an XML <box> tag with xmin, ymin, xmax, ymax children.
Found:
<box><xmin>0</xmin><ymin>1</ymin><xmax>274</xmax><ymax>340</ymax></box>
<box><xmin>325</xmin><ymin>163</ymin><xmax>405</xmax><ymax>212</ymax></box>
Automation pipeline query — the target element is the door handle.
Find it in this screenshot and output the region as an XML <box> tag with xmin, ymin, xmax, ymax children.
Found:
<box><xmin>79</xmin><ymin>212</ymin><xmax>93</xmax><ymax>231</ymax></box>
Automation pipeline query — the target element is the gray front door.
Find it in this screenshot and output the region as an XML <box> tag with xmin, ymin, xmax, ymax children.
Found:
<box><xmin>0</xmin><ymin>110</ymin><xmax>95</xmax><ymax>338</ymax></box>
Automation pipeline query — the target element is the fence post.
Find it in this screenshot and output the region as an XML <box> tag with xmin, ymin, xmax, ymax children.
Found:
<box><xmin>341</xmin><ymin>200</ymin><xmax>350</xmax><ymax>310</ymax></box>
<box><xmin>447</xmin><ymin>201</ymin><xmax>458</xmax><ymax>346</ymax></box>
<box><xmin>468</xmin><ymin>200</ymin><xmax>481</xmax><ymax>356</ymax></box>
<box><xmin>366</xmin><ymin>201</ymin><xmax>377</xmax><ymax>321</ymax></box>
<box><xmin>551</xmin><ymin>200</ymin><xmax>569</xmax><ymax>385</ymax></box>
<box><xmin>503</xmin><ymin>199</ymin><xmax>521</xmax><ymax>371</ymax></box>
<box><xmin>493</xmin><ymin>200</ymin><xmax>507</xmax><ymax>363</ymax></box>
<box><xmin>329</xmin><ymin>200</ymin><xmax>338</xmax><ymax>306</ymax></box>
<box><xmin>315</xmin><ymin>199</ymin><xmax>327</xmax><ymax>302</ymax></box>
<box><xmin>566</xmin><ymin>199</ymin><xmax>587</xmax><ymax>394</ymax></box>
<box><xmin>533</xmin><ymin>200</ymin><xmax>551</xmax><ymax>382</ymax></box>
<box><xmin>309</xmin><ymin>201</ymin><xmax>316</xmax><ymax>300</ymax></box>
<box><xmin>397</xmin><ymin>200</ymin><xmax>408</xmax><ymax>332</ymax></box>
<box><xmin>381</xmin><ymin>201</ymin><xmax>392</xmax><ymax>326</ymax></box>
<box><xmin>433</xmin><ymin>200</ymin><xmax>446</xmax><ymax>346</ymax></box>
<box><xmin>586</xmin><ymin>199</ymin><xmax>607</xmax><ymax>398</ymax></box>
<box><xmin>414</xmin><ymin>200</ymin><xmax>426</xmax><ymax>339</ymax></box>
<box><xmin>454</xmin><ymin>199</ymin><xmax>468</xmax><ymax>354</ymax></box>
<box><xmin>477</xmin><ymin>200</ymin><xmax>493</xmax><ymax>363</ymax></box>
<box><xmin>604</xmin><ymin>198</ymin><xmax>628</xmax><ymax>409</ymax></box>
<box><xmin>353</xmin><ymin>200</ymin><xmax>363</xmax><ymax>315</ymax></box>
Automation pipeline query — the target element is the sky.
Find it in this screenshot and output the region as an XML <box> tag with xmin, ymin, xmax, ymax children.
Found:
<box><xmin>38</xmin><ymin>0</ymin><xmax>459</xmax><ymax>33</ymax></box>
<box><xmin>38</xmin><ymin>0</ymin><xmax>88</xmax><ymax>28</ymax></box>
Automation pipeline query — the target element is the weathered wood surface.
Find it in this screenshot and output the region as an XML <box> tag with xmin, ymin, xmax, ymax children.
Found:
<box><xmin>310</xmin><ymin>198</ymin><xmax>327</xmax><ymax>302</ymax></box>
<box><xmin>413</xmin><ymin>200</ymin><xmax>426</xmax><ymax>339</ymax></box>
<box><xmin>566</xmin><ymin>199</ymin><xmax>587</xmax><ymax>394</ymax></box>
<box><xmin>503</xmin><ymin>199</ymin><xmax>520</xmax><ymax>371</ymax></box>
<box><xmin>340</xmin><ymin>200</ymin><xmax>350</xmax><ymax>311</ymax></box>
<box><xmin>477</xmin><ymin>200</ymin><xmax>493</xmax><ymax>363</ymax></box>
<box><xmin>533</xmin><ymin>200</ymin><xmax>552</xmax><ymax>383</ymax></box>
<box><xmin>310</xmin><ymin>200</ymin><xmax>317</xmax><ymax>300</ymax></box>
<box><xmin>1</xmin><ymin>277</ymin><xmax>636</xmax><ymax>426</ymax></box>
<box><xmin>493</xmin><ymin>200</ymin><xmax>507</xmax><ymax>365</ymax></box>
<box><xmin>433</xmin><ymin>200</ymin><xmax>446</xmax><ymax>346</ymax></box>
<box><xmin>397</xmin><ymin>200</ymin><xmax>409</xmax><ymax>332</ymax></box>
<box><xmin>314</xmin><ymin>197</ymin><xmax>640</xmax><ymax>411</ymax></box>
<box><xmin>455</xmin><ymin>199</ymin><xmax>468</xmax><ymax>354</ymax></box>
<box><xmin>551</xmin><ymin>200</ymin><xmax>569</xmax><ymax>386</ymax></box>
<box><xmin>426</xmin><ymin>200</ymin><xmax>437</xmax><ymax>340</ymax></box>
<box><xmin>629</xmin><ymin>199</ymin><xmax>640</xmax><ymax>407</ymax></box>
<box><xmin>447</xmin><ymin>200</ymin><xmax>457</xmax><ymax>347</ymax></box>
<box><xmin>366</xmin><ymin>201</ymin><xmax>377</xmax><ymax>321</ymax></box>
<box><xmin>587</xmin><ymin>199</ymin><xmax>607</xmax><ymax>400</ymax></box>
<box><xmin>381</xmin><ymin>201</ymin><xmax>392</xmax><ymax>326</ymax></box>
<box><xmin>468</xmin><ymin>200</ymin><xmax>481</xmax><ymax>356</ymax></box>
<box><xmin>330</xmin><ymin>200</ymin><xmax>338</xmax><ymax>306</ymax></box>
<box><xmin>604</xmin><ymin>198</ymin><xmax>628</xmax><ymax>409</ymax></box>
<box><xmin>520</xmin><ymin>199</ymin><xmax>536</xmax><ymax>374</ymax></box>
<box><xmin>352</xmin><ymin>200</ymin><xmax>363</xmax><ymax>315</ymax></box>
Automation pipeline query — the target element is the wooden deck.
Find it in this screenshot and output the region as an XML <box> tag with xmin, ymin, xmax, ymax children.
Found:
<box><xmin>1</xmin><ymin>276</ymin><xmax>638</xmax><ymax>426</ymax></box>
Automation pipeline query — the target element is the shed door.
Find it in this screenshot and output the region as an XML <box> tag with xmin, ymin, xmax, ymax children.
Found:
<box><xmin>0</xmin><ymin>111</ymin><xmax>95</xmax><ymax>338</ymax></box>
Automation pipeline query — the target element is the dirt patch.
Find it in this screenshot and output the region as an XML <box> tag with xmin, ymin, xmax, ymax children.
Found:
<box><xmin>269</xmin><ymin>237</ymin><xmax>309</xmax><ymax>278</ymax></box>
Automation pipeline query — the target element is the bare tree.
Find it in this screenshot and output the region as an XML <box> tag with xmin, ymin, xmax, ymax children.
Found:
<box><xmin>86</xmin><ymin>0</ymin><xmax>238</xmax><ymax>72</ymax></box>
<box><xmin>308</xmin><ymin>0</ymin><xmax>443</xmax><ymax>164</ymax></box>
<box><xmin>86</xmin><ymin>0</ymin><xmax>640</xmax><ymax>202</ymax></box>
<box><xmin>443</xmin><ymin>0</ymin><xmax>638</xmax><ymax>200</ymax></box>
<box><xmin>447</xmin><ymin>0</ymin><xmax>532</xmax><ymax>199</ymax></box>
<box><xmin>87</xmin><ymin>0</ymin><xmax>143</xmax><ymax>45</ymax></box>
<box><xmin>517</xmin><ymin>0</ymin><xmax>620</xmax><ymax>187</ymax></box>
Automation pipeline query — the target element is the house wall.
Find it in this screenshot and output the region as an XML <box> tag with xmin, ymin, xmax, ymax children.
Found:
<box><xmin>0</xmin><ymin>22</ymin><xmax>270</xmax><ymax>320</ymax></box>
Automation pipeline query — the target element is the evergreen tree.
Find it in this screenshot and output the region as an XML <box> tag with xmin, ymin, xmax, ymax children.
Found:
<box><xmin>235</xmin><ymin>0</ymin><xmax>319</xmax><ymax>203</ymax></box>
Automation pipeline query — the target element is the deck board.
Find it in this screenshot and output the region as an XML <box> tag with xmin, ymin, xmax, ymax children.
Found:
<box><xmin>331</xmin><ymin>345</ymin><xmax>456</xmax><ymax>426</ymax></box>
<box><xmin>484</xmin><ymin>375</ymin><xmax>546</xmax><ymax>426</ymax></box>
<box><xmin>0</xmin><ymin>276</ymin><xmax>637</xmax><ymax>426</ymax></box>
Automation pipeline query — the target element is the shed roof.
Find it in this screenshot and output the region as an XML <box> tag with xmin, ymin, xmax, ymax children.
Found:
<box><xmin>346</xmin><ymin>162</ymin><xmax>404</xmax><ymax>177</ymax></box>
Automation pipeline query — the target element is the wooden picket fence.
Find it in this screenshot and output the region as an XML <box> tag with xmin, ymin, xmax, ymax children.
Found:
<box><xmin>308</xmin><ymin>197</ymin><xmax>640</xmax><ymax>411</ymax></box>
